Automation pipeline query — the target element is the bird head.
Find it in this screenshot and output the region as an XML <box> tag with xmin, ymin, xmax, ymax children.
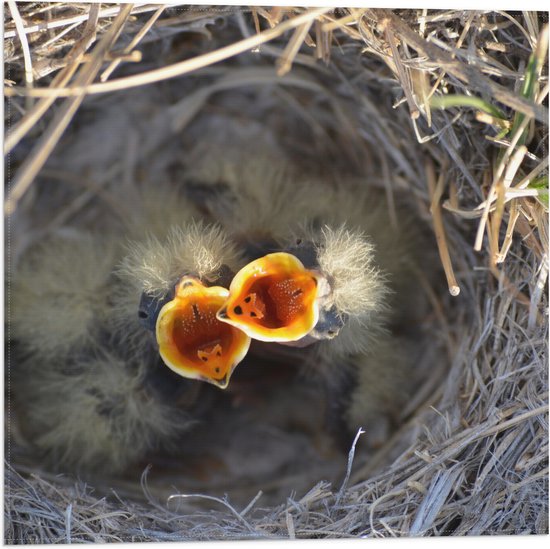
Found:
<box><xmin>156</xmin><ymin>276</ymin><xmax>251</xmax><ymax>388</ymax></box>
<box><xmin>216</xmin><ymin>252</ymin><xmax>325</xmax><ymax>344</ymax></box>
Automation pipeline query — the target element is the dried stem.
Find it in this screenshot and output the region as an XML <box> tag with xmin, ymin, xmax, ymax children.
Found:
<box><xmin>427</xmin><ymin>160</ymin><xmax>461</xmax><ymax>296</ymax></box>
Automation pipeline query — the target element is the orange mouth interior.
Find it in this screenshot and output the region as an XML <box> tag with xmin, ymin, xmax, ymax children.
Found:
<box><xmin>217</xmin><ymin>253</ymin><xmax>319</xmax><ymax>342</ymax></box>
<box><xmin>156</xmin><ymin>278</ymin><xmax>250</xmax><ymax>387</ymax></box>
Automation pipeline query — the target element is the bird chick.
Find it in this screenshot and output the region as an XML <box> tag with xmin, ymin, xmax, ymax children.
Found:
<box><xmin>113</xmin><ymin>221</ymin><xmax>250</xmax><ymax>387</ymax></box>
<box><xmin>13</xmin><ymin>347</ymin><xmax>195</xmax><ymax>474</ymax></box>
<box><xmin>155</xmin><ymin>276</ymin><xmax>250</xmax><ymax>388</ymax></box>
<box><xmin>10</xmin><ymin>184</ymin><xmax>249</xmax><ymax>473</ymax></box>
<box><xmin>10</xmin><ymin>232</ymin><xmax>121</xmax><ymax>362</ymax></box>
<box><xmin>9</xmin><ymin>228</ymin><xmax>200</xmax><ymax>473</ymax></box>
<box><xmin>217</xmin><ymin>226</ymin><xmax>390</xmax><ymax>359</ymax></box>
<box><xmin>217</xmin><ymin>251</ymin><xmax>322</xmax><ymax>343</ymax></box>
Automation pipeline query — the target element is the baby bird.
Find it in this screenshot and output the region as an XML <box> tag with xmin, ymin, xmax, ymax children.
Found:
<box><xmin>217</xmin><ymin>226</ymin><xmax>391</xmax><ymax>360</ymax></box>
<box><xmin>13</xmin><ymin>346</ymin><xmax>196</xmax><ymax>474</ymax></box>
<box><xmin>10</xmin><ymin>231</ymin><xmax>121</xmax><ymax>364</ymax></box>
<box><xmin>10</xmin><ymin>182</ymin><xmax>250</xmax><ymax>473</ymax></box>
<box><xmin>113</xmin><ymin>220</ymin><xmax>250</xmax><ymax>388</ymax></box>
<box><xmin>10</xmin><ymin>229</ymin><xmax>191</xmax><ymax>474</ymax></box>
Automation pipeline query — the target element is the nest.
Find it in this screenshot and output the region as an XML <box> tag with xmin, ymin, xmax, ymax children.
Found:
<box><xmin>4</xmin><ymin>4</ymin><xmax>549</xmax><ymax>542</ymax></box>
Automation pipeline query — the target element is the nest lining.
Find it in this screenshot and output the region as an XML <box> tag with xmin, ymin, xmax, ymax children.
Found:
<box><xmin>4</xmin><ymin>4</ymin><xmax>549</xmax><ymax>542</ymax></box>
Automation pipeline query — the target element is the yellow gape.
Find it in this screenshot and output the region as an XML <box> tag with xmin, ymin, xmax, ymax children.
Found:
<box><xmin>217</xmin><ymin>252</ymin><xmax>320</xmax><ymax>342</ymax></box>
<box><xmin>156</xmin><ymin>277</ymin><xmax>251</xmax><ymax>388</ymax></box>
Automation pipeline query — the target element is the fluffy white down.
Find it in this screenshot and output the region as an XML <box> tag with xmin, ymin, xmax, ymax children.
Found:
<box><xmin>11</xmin><ymin>233</ymin><xmax>120</xmax><ymax>360</ymax></box>
<box><xmin>15</xmin><ymin>350</ymin><xmax>193</xmax><ymax>473</ymax></box>
<box><xmin>316</xmin><ymin>225</ymin><xmax>390</xmax><ymax>318</ymax></box>
<box><xmin>118</xmin><ymin>221</ymin><xmax>243</xmax><ymax>296</ymax></box>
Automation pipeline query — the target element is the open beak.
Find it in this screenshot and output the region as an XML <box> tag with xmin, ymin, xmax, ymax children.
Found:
<box><xmin>216</xmin><ymin>252</ymin><xmax>320</xmax><ymax>342</ymax></box>
<box><xmin>156</xmin><ymin>277</ymin><xmax>251</xmax><ymax>388</ymax></box>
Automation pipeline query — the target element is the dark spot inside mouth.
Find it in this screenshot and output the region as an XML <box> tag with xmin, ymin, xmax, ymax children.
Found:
<box><xmin>234</xmin><ymin>305</ymin><xmax>243</xmax><ymax>315</ymax></box>
<box><xmin>215</xmin><ymin>367</ymin><xmax>220</xmax><ymax>373</ymax></box>
<box><xmin>292</xmin><ymin>289</ymin><xmax>303</xmax><ymax>297</ymax></box>
<box><xmin>201</xmin><ymin>356</ymin><xmax>208</xmax><ymax>362</ymax></box>
<box><xmin>250</xmin><ymin>312</ymin><xmax>257</xmax><ymax>317</ymax></box>
<box><xmin>192</xmin><ymin>304</ymin><xmax>201</xmax><ymax>319</ymax></box>
<box><xmin>217</xmin><ymin>351</ymin><xmax>221</xmax><ymax>356</ymax></box>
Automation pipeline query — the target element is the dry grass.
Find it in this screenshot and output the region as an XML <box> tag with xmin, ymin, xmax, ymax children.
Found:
<box><xmin>4</xmin><ymin>3</ymin><xmax>548</xmax><ymax>542</ymax></box>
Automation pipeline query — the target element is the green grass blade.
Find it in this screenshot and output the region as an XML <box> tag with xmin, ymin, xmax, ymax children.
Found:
<box><xmin>509</xmin><ymin>25</ymin><xmax>549</xmax><ymax>147</ymax></box>
<box><xmin>529</xmin><ymin>175</ymin><xmax>549</xmax><ymax>208</ymax></box>
<box><xmin>430</xmin><ymin>94</ymin><xmax>507</xmax><ymax>120</ymax></box>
